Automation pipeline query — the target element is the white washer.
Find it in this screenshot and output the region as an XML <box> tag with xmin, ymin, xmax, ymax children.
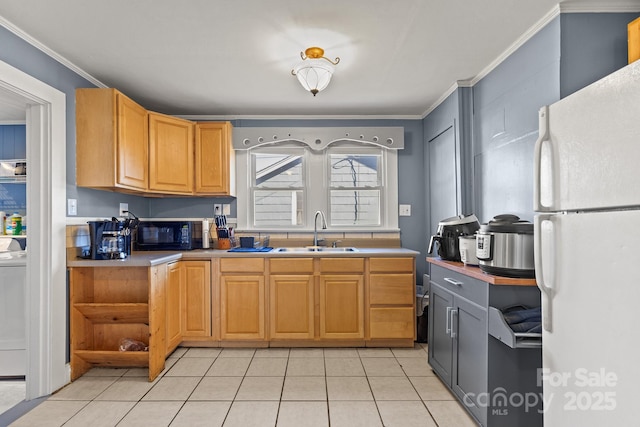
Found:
<box><xmin>0</xmin><ymin>251</ymin><xmax>26</xmax><ymax>377</ymax></box>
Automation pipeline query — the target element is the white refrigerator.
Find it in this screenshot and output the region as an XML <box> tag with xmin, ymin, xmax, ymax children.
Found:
<box><xmin>534</xmin><ymin>60</ymin><xmax>640</xmax><ymax>426</ymax></box>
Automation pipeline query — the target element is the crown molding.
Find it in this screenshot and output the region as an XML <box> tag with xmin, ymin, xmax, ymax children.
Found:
<box><xmin>560</xmin><ymin>1</ymin><xmax>640</xmax><ymax>13</ymax></box>
<box><xmin>178</xmin><ymin>114</ymin><xmax>424</xmax><ymax>121</ymax></box>
<box><xmin>0</xmin><ymin>16</ymin><xmax>107</xmax><ymax>88</ymax></box>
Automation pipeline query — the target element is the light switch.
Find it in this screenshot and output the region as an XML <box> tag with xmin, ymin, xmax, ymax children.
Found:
<box><xmin>68</xmin><ymin>198</ymin><xmax>77</xmax><ymax>216</ymax></box>
<box><xmin>222</xmin><ymin>204</ymin><xmax>231</xmax><ymax>216</ymax></box>
<box><xmin>399</xmin><ymin>204</ymin><xmax>411</xmax><ymax>216</ymax></box>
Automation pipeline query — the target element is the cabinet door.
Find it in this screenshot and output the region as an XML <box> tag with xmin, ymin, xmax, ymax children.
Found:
<box><xmin>270</xmin><ymin>275</ymin><xmax>314</xmax><ymax>339</ymax></box>
<box><xmin>116</xmin><ymin>92</ymin><xmax>149</xmax><ymax>189</ymax></box>
<box><xmin>428</xmin><ymin>282</ymin><xmax>454</xmax><ymax>384</ymax></box>
<box><xmin>165</xmin><ymin>262</ymin><xmax>183</xmax><ymax>354</ymax></box>
<box><xmin>220</xmin><ymin>274</ymin><xmax>265</xmax><ymax>340</ymax></box>
<box><xmin>451</xmin><ymin>296</ymin><xmax>487</xmax><ymax>422</ymax></box>
<box><xmin>319</xmin><ymin>274</ymin><xmax>364</xmax><ymax>339</ymax></box>
<box><xmin>148</xmin><ymin>112</ymin><xmax>194</xmax><ymax>194</ymax></box>
<box><xmin>195</xmin><ymin>122</ymin><xmax>234</xmax><ymax>195</ymax></box>
<box><xmin>181</xmin><ymin>261</ymin><xmax>211</xmax><ymax>337</ymax></box>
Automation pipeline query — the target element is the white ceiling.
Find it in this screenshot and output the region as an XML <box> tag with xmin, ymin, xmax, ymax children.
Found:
<box><xmin>0</xmin><ymin>0</ymin><xmax>638</xmax><ymax>119</ymax></box>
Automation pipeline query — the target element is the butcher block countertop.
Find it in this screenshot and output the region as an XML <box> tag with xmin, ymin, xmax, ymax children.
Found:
<box><xmin>427</xmin><ymin>257</ymin><xmax>538</xmax><ymax>286</ymax></box>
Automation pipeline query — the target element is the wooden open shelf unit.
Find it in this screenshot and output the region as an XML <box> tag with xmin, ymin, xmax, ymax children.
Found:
<box><xmin>68</xmin><ymin>266</ymin><xmax>166</xmax><ymax>381</ymax></box>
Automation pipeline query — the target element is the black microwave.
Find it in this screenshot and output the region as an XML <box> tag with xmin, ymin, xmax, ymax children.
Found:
<box><xmin>134</xmin><ymin>221</ymin><xmax>195</xmax><ymax>251</ymax></box>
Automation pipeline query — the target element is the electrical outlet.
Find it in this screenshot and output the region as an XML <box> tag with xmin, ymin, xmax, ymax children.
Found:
<box><xmin>67</xmin><ymin>198</ymin><xmax>77</xmax><ymax>216</ymax></box>
<box><xmin>214</xmin><ymin>204</ymin><xmax>222</xmax><ymax>215</ymax></box>
<box><xmin>222</xmin><ymin>204</ymin><xmax>231</xmax><ymax>216</ymax></box>
<box><xmin>399</xmin><ymin>204</ymin><xmax>411</xmax><ymax>216</ymax></box>
<box><xmin>119</xmin><ymin>202</ymin><xmax>128</xmax><ymax>217</ymax></box>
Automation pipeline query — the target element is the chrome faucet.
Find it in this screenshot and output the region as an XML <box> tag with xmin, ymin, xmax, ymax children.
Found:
<box><xmin>313</xmin><ymin>210</ymin><xmax>327</xmax><ymax>247</ymax></box>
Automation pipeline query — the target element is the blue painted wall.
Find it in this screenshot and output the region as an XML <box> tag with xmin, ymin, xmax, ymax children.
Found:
<box><xmin>560</xmin><ymin>13</ymin><xmax>638</xmax><ymax>98</ymax></box>
<box><xmin>473</xmin><ymin>17</ymin><xmax>561</xmax><ymax>223</ymax></box>
<box><xmin>0</xmin><ymin>124</ymin><xmax>27</xmax><ymax>213</ymax></box>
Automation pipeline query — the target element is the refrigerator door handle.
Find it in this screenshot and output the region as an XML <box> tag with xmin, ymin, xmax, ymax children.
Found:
<box><xmin>534</xmin><ymin>106</ymin><xmax>553</xmax><ymax>212</ymax></box>
<box><xmin>445</xmin><ymin>307</ymin><xmax>452</xmax><ymax>335</ymax></box>
<box><xmin>535</xmin><ymin>214</ymin><xmax>554</xmax><ymax>332</ymax></box>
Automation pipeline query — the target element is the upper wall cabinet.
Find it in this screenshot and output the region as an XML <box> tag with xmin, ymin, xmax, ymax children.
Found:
<box><xmin>76</xmin><ymin>88</ymin><xmax>235</xmax><ymax>197</ymax></box>
<box><xmin>76</xmin><ymin>88</ymin><xmax>149</xmax><ymax>192</ymax></box>
<box><xmin>195</xmin><ymin>122</ymin><xmax>236</xmax><ymax>196</ymax></box>
<box><xmin>148</xmin><ymin>112</ymin><xmax>194</xmax><ymax>195</ymax></box>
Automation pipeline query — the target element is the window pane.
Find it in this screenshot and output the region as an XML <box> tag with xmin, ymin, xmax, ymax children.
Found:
<box><xmin>330</xmin><ymin>154</ymin><xmax>381</xmax><ymax>188</ymax></box>
<box><xmin>254</xmin><ymin>153</ymin><xmax>303</xmax><ymax>188</ymax></box>
<box><xmin>330</xmin><ymin>189</ymin><xmax>380</xmax><ymax>226</ymax></box>
<box><xmin>254</xmin><ymin>190</ymin><xmax>303</xmax><ymax>227</ymax></box>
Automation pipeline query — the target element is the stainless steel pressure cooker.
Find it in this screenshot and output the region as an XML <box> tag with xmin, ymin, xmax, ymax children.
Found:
<box><xmin>476</xmin><ymin>214</ymin><xmax>535</xmax><ymax>278</ymax></box>
<box><xmin>428</xmin><ymin>214</ymin><xmax>480</xmax><ymax>262</ymax></box>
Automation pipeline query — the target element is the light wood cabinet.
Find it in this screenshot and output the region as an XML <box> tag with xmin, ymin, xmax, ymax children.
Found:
<box><xmin>220</xmin><ymin>258</ymin><xmax>266</xmax><ymax>340</ymax></box>
<box><xmin>69</xmin><ymin>265</ymin><xmax>166</xmax><ymax>382</ymax></box>
<box><xmin>195</xmin><ymin>122</ymin><xmax>235</xmax><ymax>196</ymax></box>
<box><xmin>181</xmin><ymin>260</ymin><xmax>211</xmax><ymax>337</ymax></box>
<box><xmin>76</xmin><ymin>88</ymin><xmax>235</xmax><ymax>197</ymax></box>
<box><xmin>76</xmin><ymin>88</ymin><xmax>148</xmax><ymax>191</ymax></box>
<box><xmin>165</xmin><ymin>261</ymin><xmax>182</xmax><ymax>355</ymax></box>
<box><xmin>318</xmin><ymin>258</ymin><xmax>365</xmax><ymax>340</ymax></box>
<box><xmin>368</xmin><ymin>257</ymin><xmax>415</xmax><ymax>339</ymax></box>
<box><xmin>269</xmin><ymin>258</ymin><xmax>314</xmax><ymax>339</ymax></box>
<box><xmin>148</xmin><ymin>112</ymin><xmax>194</xmax><ymax>194</ymax></box>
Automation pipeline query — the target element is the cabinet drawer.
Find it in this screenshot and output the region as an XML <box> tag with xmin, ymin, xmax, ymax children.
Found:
<box><xmin>270</xmin><ymin>258</ymin><xmax>314</xmax><ymax>274</ymax></box>
<box><xmin>370</xmin><ymin>274</ymin><xmax>414</xmax><ymax>305</ymax></box>
<box><xmin>430</xmin><ymin>265</ymin><xmax>487</xmax><ymax>306</ymax></box>
<box><xmin>319</xmin><ymin>257</ymin><xmax>364</xmax><ymax>273</ymax></box>
<box><xmin>370</xmin><ymin>257</ymin><xmax>414</xmax><ymax>273</ymax></box>
<box><xmin>220</xmin><ymin>258</ymin><xmax>264</xmax><ymax>273</ymax></box>
<box><xmin>369</xmin><ymin>307</ymin><xmax>414</xmax><ymax>339</ymax></box>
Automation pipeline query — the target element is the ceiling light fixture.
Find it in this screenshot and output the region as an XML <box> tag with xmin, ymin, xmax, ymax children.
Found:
<box><xmin>291</xmin><ymin>47</ymin><xmax>340</xmax><ymax>96</ymax></box>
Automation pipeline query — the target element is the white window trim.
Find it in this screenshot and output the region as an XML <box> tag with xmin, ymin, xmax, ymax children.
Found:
<box><xmin>237</xmin><ymin>142</ymin><xmax>398</xmax><ymax>232</ymax></box>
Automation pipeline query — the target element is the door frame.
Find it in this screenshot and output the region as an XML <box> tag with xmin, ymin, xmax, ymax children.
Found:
<box><xmin>0</xmin><ymin>59</ymin><xmax>68</xmax><ymax>399</ymax></box>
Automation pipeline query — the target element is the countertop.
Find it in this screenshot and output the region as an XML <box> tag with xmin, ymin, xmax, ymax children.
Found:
<box><xmin>67</xmin><ymin>247</ymin><xmax>419</xmax><ymax>267</ymax></box>
<box><xmin>427</xmin><ymin>257</ymin><xmax>538</xmax><ymax>287</ymax></box>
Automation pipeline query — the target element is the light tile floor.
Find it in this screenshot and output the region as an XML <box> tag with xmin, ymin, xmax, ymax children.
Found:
<box><xmin>8</xmin><ymin>344</ymin><xmax>478</xmax><ymax>426</ymax></box>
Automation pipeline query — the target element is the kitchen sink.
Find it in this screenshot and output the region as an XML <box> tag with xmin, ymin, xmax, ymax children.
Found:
<box><xmin>272</xmin><ymin>247</ymin><xmax>359</xmax><ymax>253</ymax></box>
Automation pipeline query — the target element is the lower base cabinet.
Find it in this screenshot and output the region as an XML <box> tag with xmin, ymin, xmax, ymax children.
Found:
<box><xmin>319</xmin><ymin>274</ymin><xmax>364</xmax><ymax>339</ymax></box>
<box><xmin>69</xmin><ymin>266</ymin><xmax>166</xmax><ymax>381</ymax></box>
<box><xmin>219</xmin><ymin>258</ymin><xmax>266</xmax><ymax>340</ymax></box>
<box><xmin>428</xmin><ymin>263</ymin><xmax>543</xmax><ymax>427</ymax></box>
<box><xmin>270</xmin><ymin>274</ymin><xmax>315</xmax><ymax>339</ymax></box>
<box><xmin>181</xmin><ymin>260</ymin><xmax>211</xmax><ymax>338</ymax></box>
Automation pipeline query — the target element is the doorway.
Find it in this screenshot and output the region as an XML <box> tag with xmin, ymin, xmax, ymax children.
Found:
<box><xmin>0</xmin><ymin>59</ymin><xmax>67</xmax><ymax>401</ymax></box>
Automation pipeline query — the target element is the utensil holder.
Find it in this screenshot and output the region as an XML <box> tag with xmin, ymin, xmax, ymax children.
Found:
<box><xmin>217</xmin><ymin>238</ymin><xmax>231</xmax><ymax>250</ymax></box>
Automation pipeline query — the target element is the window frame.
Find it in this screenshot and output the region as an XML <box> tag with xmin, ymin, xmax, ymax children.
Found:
<box><xmin>236</xmin><ymin>141</ymin><xmax>399</xmax><ymax>231</ymax></box>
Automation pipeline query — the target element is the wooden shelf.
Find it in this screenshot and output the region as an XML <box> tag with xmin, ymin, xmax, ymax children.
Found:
<box><xmin>74</xmin><ymin>303</ymin><xmax>149</xmax><ymax>324</ymax></box>
<box><xmin>73</xmin><ymin>350</ymin><xmax>149</xmax><ymax>367</ymax></box>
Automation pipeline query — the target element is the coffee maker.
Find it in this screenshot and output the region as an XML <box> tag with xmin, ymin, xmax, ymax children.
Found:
<box><xmin>88</xmin><ymin>219</ymin><xmax>132</xmax><ymax>260</ymax></box>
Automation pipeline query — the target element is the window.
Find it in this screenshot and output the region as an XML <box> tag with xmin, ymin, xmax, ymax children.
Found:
<box><xmin>251</xmin><ymin>149</ymin><xmax>305</xmax><ymax>227</ymax></box>
<box><xmin>329</xmin><ymin>151</ymin><xmax>382</xmax><ymax>226</ymax></box>
<box><xmin>236</xmin><ymin>136</ymin><xmax>399</xmax><ymax>231</ymax></box>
